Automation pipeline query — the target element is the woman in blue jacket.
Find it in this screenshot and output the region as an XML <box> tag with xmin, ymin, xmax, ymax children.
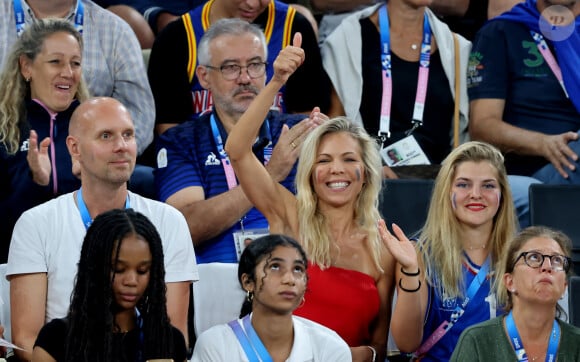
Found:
<box><xmin>0</xmin><ymin>18</ymin><xmax>89</xmax><ymax>262</ymax></box>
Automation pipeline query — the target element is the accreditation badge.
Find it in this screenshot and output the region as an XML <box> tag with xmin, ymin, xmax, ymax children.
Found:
<box><xmin>233</xmin><ymin>228</ymin><xmax>270</xmax><ymax>261</ymax></box>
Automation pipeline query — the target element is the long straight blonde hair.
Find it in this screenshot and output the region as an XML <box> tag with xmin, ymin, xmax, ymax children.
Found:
<box><xmin>419</xmin><ymin>141</ymin><xmax>517</xmax><ymax>299</ymax></box>
<box><xmin>295</xmin><ymin>117</ymin><xmax>384</xmax><ymax>270</ymax></box>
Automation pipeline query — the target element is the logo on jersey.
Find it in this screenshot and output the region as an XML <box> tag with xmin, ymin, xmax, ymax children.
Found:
<box><xmin>467</xmin><ymin>52</ymin><xmax>484</xmax><ymax>88</ymax></box>
<box><xmin>205</xmin><ymin>152</ymin><xmax>220</xmax><ymax>166</ymax></box>
<box><xmin>157</xmin><ymin>148</ymin><xmax>168</xmax><ymax>168</ymax></box>
<box><xmin>192</xmin><ymin>90</ymin><xmax>214</xmax><ymax>115</ymax></box>
<box><xmin>20</xmin><ymin>139</ymin><xmax>29</xmax><ymax>152</ymax></box>
<box><xmin>191</xmin><ymin>90</ymin><xmax>284</xmax><ymax>116</ymax></box>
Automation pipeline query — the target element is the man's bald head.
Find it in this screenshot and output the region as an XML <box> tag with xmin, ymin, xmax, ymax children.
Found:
<box><xmin>67</xmin><ymin>97</ymin><xmax>137</xmax><ymax>185</ymax></box>
<box><xmin>69</xmin><ymin>97</ymin><xmax>133</xmax><ymax>137</ymax></box>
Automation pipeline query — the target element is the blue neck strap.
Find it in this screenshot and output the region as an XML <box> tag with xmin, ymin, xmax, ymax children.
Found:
<box><xmin>415</xmin><ymin>254</ymin><xmax>492</xmax><ymax>356</ymax></box>
<box><xmin>209</xmin><ymin>113</ymin><xmax>272</xmax><ymax>190</ymax></box>
<box><xmin>459</xmin><ymin>255</ymin><xmax>491</xmax><ymax>312</ymax></box>
<box><xmin>228</xmin><ymin>314</ymin><xmax>273</xmax><ymax>362</ymax></box>
<box><xmin>135</xmin><ymin>307</ymin><xmax>145</xmax><ymax>362</ymax></box>
<box><xmin>506</xmin><ymin>310</ymin><xmax>560</xmax><ymax>362</ymax></box>
<box><xmin>13</xmin><ymin>0</ymin><xmax>84</xmax><ymax>36</ymax></box>
<box><xmin>77</xmin><ymin>187</ymin><xmax>130</xmax><ymax>230</ymax></box>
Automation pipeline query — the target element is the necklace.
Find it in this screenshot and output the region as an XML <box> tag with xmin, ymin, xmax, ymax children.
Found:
<box><xmin>468</xmin><ymin>243</ymin><xmax>486</xmax><ymax>250</ymax></box>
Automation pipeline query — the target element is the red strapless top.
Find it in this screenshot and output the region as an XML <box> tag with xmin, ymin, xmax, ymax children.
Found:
<box><xmin>293</xmin><ymin>263</ymin><xmax>380</xmax><ymax>346</ymax></box>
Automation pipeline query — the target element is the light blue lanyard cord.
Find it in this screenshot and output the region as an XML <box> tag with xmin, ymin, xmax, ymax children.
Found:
<box><xmin>77</xmin><ymin>187</ymin><xmax>130</xmax><ymax>229</ymax></box>
<box><xmin>506</xmin><ymin>311</ymin><xmax>560</xmax><ymax>362</ymax></box>
<box><xmin>13</xmin><ymin>0</ymin><xmax>84</xmax><ymax>36</ymax></box>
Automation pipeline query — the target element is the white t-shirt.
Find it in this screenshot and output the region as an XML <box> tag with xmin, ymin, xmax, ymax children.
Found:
<box><xmin>7</xmin><ymin>191</ymin><xmax>198</xmax><ymax>322</ymax></box>
<box><xmin>191</xmin><ymin>315</ymin><xmax>352</xmax><ymax>362</ymax></box>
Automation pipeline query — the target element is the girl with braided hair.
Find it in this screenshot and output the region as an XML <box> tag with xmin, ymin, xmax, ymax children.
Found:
<box><xmin>32</xmin><ymin>208</ymin><xmax>187</xmax><ymax>362</ymax></box>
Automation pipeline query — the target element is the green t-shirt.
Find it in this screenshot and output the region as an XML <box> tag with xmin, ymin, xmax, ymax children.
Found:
<box><xmin>451</xmin><ymin>316</ymin><xmax>580</xmax><ymax>361</ymax></box>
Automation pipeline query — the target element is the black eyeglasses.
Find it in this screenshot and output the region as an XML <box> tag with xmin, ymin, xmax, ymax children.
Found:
<box><xmin>513</xmin><ymin>251</ymin><xmax>571</xmax><ymax>272</ymax></box>
<box><xmin>204</xmin><ymin>62</ymin><xmax>267</xmax><ymax>80</ymax></box>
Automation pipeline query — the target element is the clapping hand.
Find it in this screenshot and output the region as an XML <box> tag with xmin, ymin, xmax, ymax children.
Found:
<box><xmin>378</xmin><ymin>219</ymin><xmax>419</xmax><ymax>271</ymax></box>
<box><xmin>26</xmin><ymin>130</ymin><xmax>51</xmax><ymax>186</ymax></box>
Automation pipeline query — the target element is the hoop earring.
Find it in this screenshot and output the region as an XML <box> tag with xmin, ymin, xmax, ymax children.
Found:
<box><xmin>246</xmin><ymin>290</ymin><xmax>253</xmax><ymax>303</ymax></box>
<box><xmin>298</xmin><ymin>296</ymin><xmax>305</xmax><ymax>308</ymax></box>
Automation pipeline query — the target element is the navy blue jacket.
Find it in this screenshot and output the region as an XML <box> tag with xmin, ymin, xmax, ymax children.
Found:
<box><xmin>0</xmin><ymin>100</ymin><xmax>81</xmax><ymax>263</ymax></box>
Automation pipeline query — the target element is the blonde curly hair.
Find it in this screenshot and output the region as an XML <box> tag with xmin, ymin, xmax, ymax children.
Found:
<box><xmin>0</xmin><ymin>18</ymin><xmax>89</xmax><ymax>154</ymax></box>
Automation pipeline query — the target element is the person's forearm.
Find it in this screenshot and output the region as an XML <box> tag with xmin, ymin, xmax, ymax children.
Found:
<box><xmin>13</xmin><ymin>337</ymin><xmax>34</xmax><ymax>361</ymax></box>
<box><xmin>430</xmin><ymin>0</ymin><xmax>470</xmax><ymax>16</ymax></box>
<box><xmin>166</xmin><ymin>282</ymin><xmax>190</xmax><ymax>348</ymax></box>
<box><xmin>11</xmin><ymin>273</ymin><xmax>47</xmax><ymax>362</ymax></box>
<box><xmin>470</xmin><ymin>116</ymin><xmax>545</xmax><ymax>157</ymax></box>
<box><xmin>310</xmin><ymin>0</ymin><xmax>375</xmax><ymax>13</ymax></box>
<box><xmin>391</xmin><ymin>284</ymin><xmax>425</xmax><ymax>352</ymax></box>
<box><xmin>180</xmin><ymin>187</ymin><xmax>253</xmax><ymax>246</ymax></box>
<box><xmin>226</xmin><ymin>80</ymin><xmax>284</xmax><ymax>161</ymax></box>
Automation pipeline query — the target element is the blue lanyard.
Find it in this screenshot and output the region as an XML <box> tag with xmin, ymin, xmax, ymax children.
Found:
<box><xmin>135</xmin><ymin>307</ymin><xmax>145</xmax><ymax>362</ymax></box>
<box><xmin>378</xmin><ymin>4</ymin><xmax>431</xmax><ymax>143</ymax></box>
<box><xmin>13</xmin><ymin>0</ymin><xmax>84</xmax><ymax>36</ymax></box>
<box><xmin>77</xmin><ymin>187</ymin><xmax>130</xmax><ymax>230</ymax></box>
<box><xmin>228</xmin><ymin>315</ymin><xmax>273</xmax><ymax>362</ymax></box>
<box><xmin>506</xmin><ymin>311</ymin><xmax>560</xmax><ymax>362</ymax></box>
<box><xmin>416</xmin><ymin>254</ymin><xmax>491</xmax><ymax>356</ymax></box>
<box><xmin>451</xmin><ymin>255</ymin><xmax>491</xmax><ymax>322</ymax></box>
<box><xmin>209</xmin><ymin>114</ymin><xmax>272</xmax><ymax>190</ymax></box>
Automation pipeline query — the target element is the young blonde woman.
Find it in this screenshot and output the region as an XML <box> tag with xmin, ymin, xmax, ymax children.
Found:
<box><xmin>381</xmin><ymin>141</ymin><xmax>518</xmax><ymax>361</ymax></box>
<box><xmin>225</xmin><ymin>35</ymin><xmax>395</xmax><ymax>362</ymax></box>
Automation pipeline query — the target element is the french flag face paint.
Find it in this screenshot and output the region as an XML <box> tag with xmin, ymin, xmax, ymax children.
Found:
<box><xmin>355</xmin><ymin>167</ymin><xmax>361</xmax><ymax>182</ymax></box>
<box><xmin>314</xmin><ymin>167</ymin><xmax>324</xmax><ymax>184</ymax></box>
<box><xmin>451</xmin><ymin>192</ymin><xmax>457</xmax><ymax>210</ymax></box>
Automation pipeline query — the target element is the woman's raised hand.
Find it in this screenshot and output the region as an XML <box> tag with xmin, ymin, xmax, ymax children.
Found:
<box><xmin>378</xmin><ymin>219</ymin><xmax>419</xmax><ymax>271</ymax></box>
<box><xmin>26</xmin><ymin>129</ymin><xmax>51</xmax><ymax>186</ymax></box>
<box><xmin>272</xmin><ymin>32</ymin><xmax>305</xmax><ymax>84</ymax></box>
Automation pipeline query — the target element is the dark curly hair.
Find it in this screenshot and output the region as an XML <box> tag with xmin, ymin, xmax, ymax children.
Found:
<box><xmin>64</xmin><ymin>208</ymin><xmax>173</xmax><ymax>361</ymax></box>
<box><xmin>238</xmin><ymin>234</ymin><xmax>308</xmax><ymax>318</ymax></box>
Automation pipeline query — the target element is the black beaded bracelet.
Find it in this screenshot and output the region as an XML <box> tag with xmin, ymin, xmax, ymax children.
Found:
<box><xmin>399</xmin><ymin>278</ymin><xmax>421</xmax><ymax>293</ymax></box>
<box><xmin>400</xmin><ymin>266</ymin><xmax>420</xmax><ymax>276</ymax></box>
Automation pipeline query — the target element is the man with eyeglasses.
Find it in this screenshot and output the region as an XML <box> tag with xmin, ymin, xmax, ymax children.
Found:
<box><xmin>148</xmin><ymin>0</ymin><xmax>327</xmax><ymax>135</ymax></box>
<box><xmin>155</xmin><ymin>19</ymin><xmax>323</xmax><ymax>264</ymax></box>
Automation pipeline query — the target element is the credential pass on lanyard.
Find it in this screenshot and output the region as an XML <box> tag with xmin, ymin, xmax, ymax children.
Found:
<box><xmin>530</xmin><ymin>31</ymin><xmax>569</xmax><ymax>98</ymax></box>
<box><xmin>210</xmin><ymin>114</ymin><xmax>272</xmax><ymax>190</ymax></box>
<box><xmin>13</xmin><ymin>0</ymin><xmax>84</xmax><ymax>36</ymax></box>
<box><xmin>77</xmin><ymin>187</ymin><xmax>130</xmax><ymax>230</ymax></box>
<box><xmin>506</xmin><ymin>311</ymin><xmax>560</xmax><ymax>362</ymax></box>
<box><xmin>378</xmin><ymin>5</ymin><xmax>431</xmax><ymax>144</ymax></box>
